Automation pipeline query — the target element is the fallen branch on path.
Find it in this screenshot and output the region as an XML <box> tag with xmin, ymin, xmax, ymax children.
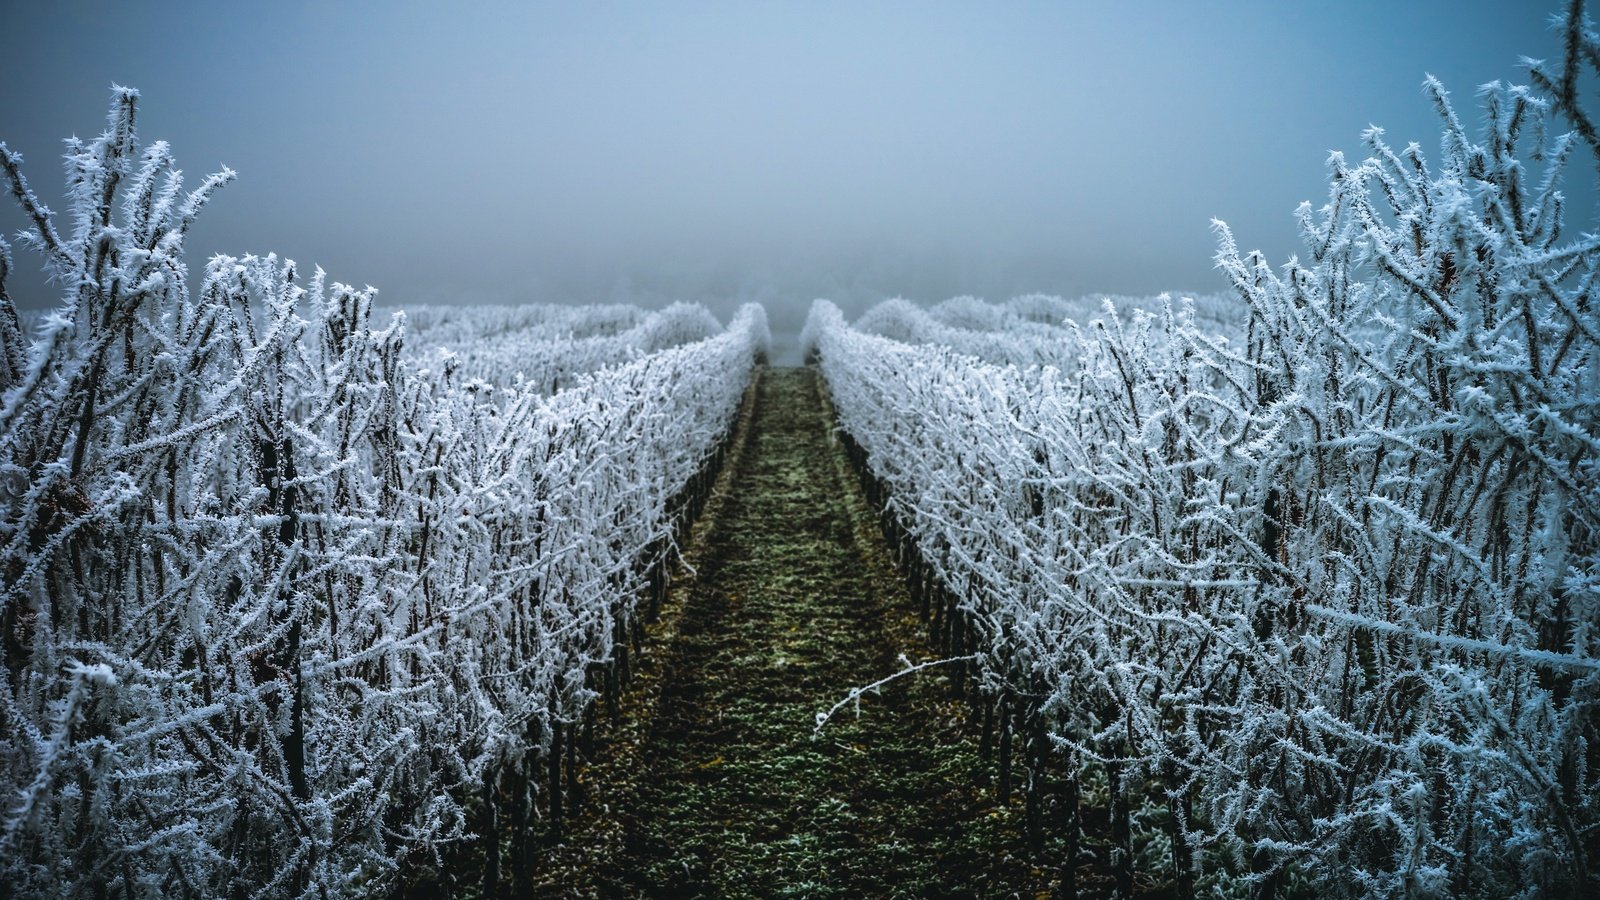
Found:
<box><xmin>812</xmin><ymin>654</ymin><xmax>979</xmax><ymax>738</ymax></box>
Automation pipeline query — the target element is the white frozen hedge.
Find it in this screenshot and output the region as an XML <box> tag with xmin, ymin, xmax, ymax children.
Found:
<box><xmin>399</xmin><ymin>302</ymin><xmax>646</xmax><ymax>346</ymax></box>
<box><xmin>0</xmin><ymin>88</ymin><xmax>768</xmax><ymax>896</ymax></box>
<box><xmin>810</xmin><ymin>59</ymin><xmax>1599</xmax><ymax>898</ymax></box>
<box><xmin>402</xmin><ymin>300</ymin><xmax>725</xmax><ymax>395</ymax></box>
<box><xmin>840</xmin><ymin>292</ymin><xmax>1242</xmax><ymax>370</ymax></box>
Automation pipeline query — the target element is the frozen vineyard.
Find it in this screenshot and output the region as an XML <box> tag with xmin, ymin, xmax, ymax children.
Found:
<box><xmin>0</xmin><ymin>89</ymin><xmax>768</xmax><ymax>896</ymax></box>
<box><xmin>6</xmin><ymin>5</ymin><xmax>1600</xmax><ymax>897</ymax></box>
<box><xmin>399</xmin><ymin>300</ymin><xmax>726</xmax><ymax>395</ymax></box>
<box><xmin>847</xmin><ymin>292</ymin><xmax>1244</xmax><ymax>371</ymax></box>
<box><xmin>807</xmin><ymin>59</ymin><xmax>1600</xmax><ymax>900</ymax></box>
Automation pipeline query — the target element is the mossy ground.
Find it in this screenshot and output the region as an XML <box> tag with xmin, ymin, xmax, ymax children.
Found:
<box><xmin>532</xmin><ymin>368</ymin><xmax>1054</xmax><ymax>898</ymax></box>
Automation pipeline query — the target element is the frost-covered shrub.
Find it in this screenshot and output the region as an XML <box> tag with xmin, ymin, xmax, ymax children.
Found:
<box><xmin>843</xmin><ymin>292</ymin><xmax>1242</xmax><ymax>371</ymax></box>
<box><xmin>399</xmin><ymin>302</ymin><xmax>645</xmax><ymax>345</ymax></box>
<box><xmin>851</xmin><ymin>296</ymin><xmax>1079</xmax><ymax>367</ymax></box>
<box><xmin>0</xmin><ymin>88</ymin><xmax>767</xmax><ymax>897</ymax></box>
<box><xmin>811</xmin><ymin>8</ymin><xmax>1600</xmax><ymax>893</ymax></box>
<box><xmin>405</xmin><ymin>300</ymin><xmax>725</xmax><ymax>395</ymax></box>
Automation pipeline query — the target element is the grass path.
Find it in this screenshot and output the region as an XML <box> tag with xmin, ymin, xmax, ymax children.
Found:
<box><xmin>535</xmin><ymin>367</ymin><xmax>1048</xmax><ymax>898</ymax></box>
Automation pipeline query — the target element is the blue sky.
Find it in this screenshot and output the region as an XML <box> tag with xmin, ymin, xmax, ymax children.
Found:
<box><xmin>0</xmin><ymin>0</ymin><xmax>1585</xmax><ymax>335</ymax></box>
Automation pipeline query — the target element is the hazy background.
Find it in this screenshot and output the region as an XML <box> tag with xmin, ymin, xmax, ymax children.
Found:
<box><xmin>1</xmin><ymin>0</ymin><xmax>1588</xmax><ymax>359</ymax></box>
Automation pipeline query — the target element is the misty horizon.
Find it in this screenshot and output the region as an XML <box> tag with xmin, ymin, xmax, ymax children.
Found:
<box><xmin>2</xmin><ymin>0</ymin><xmax>1588</xmax><ymax>353</ymax></box>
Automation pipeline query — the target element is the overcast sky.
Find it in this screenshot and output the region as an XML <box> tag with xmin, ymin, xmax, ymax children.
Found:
<box><xmin>0</xmin><ymin>0</ymin><xmax>1588</xmax><ymax>344</ymax></box>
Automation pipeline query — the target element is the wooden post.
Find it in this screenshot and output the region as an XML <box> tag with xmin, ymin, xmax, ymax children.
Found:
<box><xmin>1062</xmin><ymin>752</ymin><xmax>1081</xmax><ymax>898</ymax></box>
<box><xmin>1025</xmin><ymin>712</ymin><xmax>1044</xmax><ymax>853</ymax></box>
<box><xmin>979</xmin><ymin>694</ymin><xmax>995</xmax><ymax>762</ymax></box>
<box><xmin>1109</xmin><ymin>758</ymin><xmax>1133</xmax><ymax>899</ymax></box>
<box><xmin>998</xmin><ymin>693</ymin><xmax>1013</xmax><ymax>805</ymax></box>
<box><xmin>509</xmin><ymin>752</ymin><xmax>532</xmax><ymax>892</ymax></box>
<box><xmin>1165</xmin><ymin>760</ymin><xmax>1195</xmax><ymax>899</ymax></box>
<box><xmin>482</xmin><ymin>772</ymin><xmax>500</xmax><ymax>897</ymax></box>
<box><xmin>547</xmin><ymin>723</ymin><xmax>564</xmax><ymax>844</ymax></box>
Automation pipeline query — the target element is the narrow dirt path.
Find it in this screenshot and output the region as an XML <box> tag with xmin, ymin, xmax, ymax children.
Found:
<box><xmin>536</xmin><ymin>368</ymin><xmax>1046</xmax><ymax>898</ymax></box>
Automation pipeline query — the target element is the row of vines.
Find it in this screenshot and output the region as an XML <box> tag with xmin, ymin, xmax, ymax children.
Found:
<box><xmin>0</xmin><ymin>88</ymin><xmax>769</xmax><ymax>897</ymax></box>
<box><xmin>808</xmin><ymin>9</ymin><xmax>1599</xmax><ymax>897</ymax></box>
<box><xmin>401</xmin><ymin>299</ymin><xmax>728</xmax><ymax>396</ymax></box>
